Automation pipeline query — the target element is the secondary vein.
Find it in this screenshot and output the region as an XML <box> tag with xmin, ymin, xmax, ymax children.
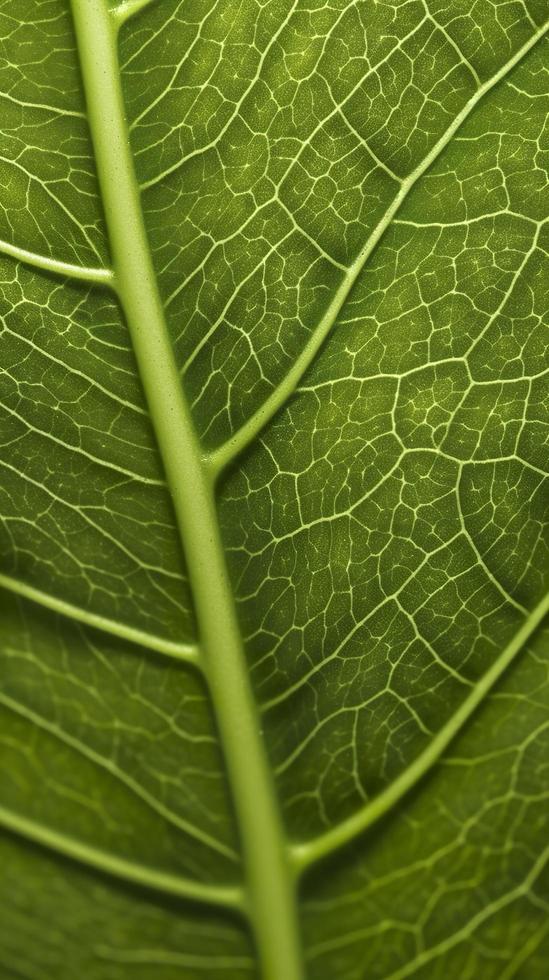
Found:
<box><xmin>0</xmin><ymin>571</ymin><xmax>198</xmax><ymax>665</ymax></box>
<box><xmin>291</xmin><ymin>592</ymin><xmax>549</xmax><ymax>871</ymax></box>
<box><xmin>0</xmin><ymin>237</ymin><xmax>114</xmax><ymax>286</ymax></box>
<box><xmin>206</xmin><ymin>20</ymin><xmax>549</xmax><ymax>479</ymax></box>
<box><xmin>0</xmin><ymin>803</ymin><xmax>243</xmax><ymax>911</ymax></box>
<box><xmin>0</xmin><ymin>691</ymin><xmax>235</xmax><ymax>860</ymax></box>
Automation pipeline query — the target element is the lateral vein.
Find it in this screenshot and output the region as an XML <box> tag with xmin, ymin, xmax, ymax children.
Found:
<box><xmin>0</xmin><ymin>572</ymin><xmax>199</xmax><ymax>665</ymax></box>
<box><xmin>0</xmin><ymin>803</ymin><xmax>243</xmax><ymax>911</ymax></box>
<box><xmin>0</xmin><ymin>237</ymin><xmax>114</xmax><ymax>286</ymax></box>
<box><xmin>0</xmin><ymin>691</ymin><xmax>236</xmax><ymax>861</ymax></box>
<box><xmin>291</xmin><ymin>592</ymin><xmax>549</xmax><ymax>871</ymax></box>
<box><xmin>206</xmin><ymin>20</ymin><xmax>548</xmax><ymax>478</ymax></box>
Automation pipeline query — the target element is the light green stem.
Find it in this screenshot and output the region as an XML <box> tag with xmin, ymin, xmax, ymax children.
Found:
<box><xmin>69</xmin><ymin>2</ymin><xmax>303</xmax><ymax>977</ymax></box>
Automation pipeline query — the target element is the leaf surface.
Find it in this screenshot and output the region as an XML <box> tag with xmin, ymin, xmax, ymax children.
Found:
<box><xmin>0</xmin><ymin>1</ymin><xmax>548</xmax><ymax>977</ymax></box>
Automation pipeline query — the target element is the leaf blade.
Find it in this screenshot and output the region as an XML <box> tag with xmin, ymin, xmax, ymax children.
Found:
<box><xmin>1</xmin><ymin>1</ymin><xmax>548</xmax><ymax>977</ymax></box>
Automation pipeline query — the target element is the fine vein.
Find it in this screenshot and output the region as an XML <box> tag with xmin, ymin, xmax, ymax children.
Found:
<box><xmin>69</xmin><ymin>3</ymin><xmax>303</xmax><ymax>977</ymax></box>
<box><xmin>0</xmin><ymin>691</ymin><xmax>235</xmax><ymax>860</ymax></box>
<box><xmin>207</xmin><ymin>20</ymin><xmax>548</xmax><ymax>478</ymax></box>
<box><xmin>292</xmin><ymin>592</ymin><xmax>549</xmax><ymax>871</ymax></box>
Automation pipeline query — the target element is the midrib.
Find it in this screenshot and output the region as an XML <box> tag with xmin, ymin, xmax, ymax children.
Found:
<box><xmin>69</xmin><ymin>3</ymin><xmax>303</xmax><ymax>978</ymax></box>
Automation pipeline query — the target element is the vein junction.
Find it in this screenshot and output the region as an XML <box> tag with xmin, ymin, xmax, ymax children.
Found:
<box><xmin>0</xmin><ymin>3</ymin><xmax>547</xmax><ymax>978</ymax></box>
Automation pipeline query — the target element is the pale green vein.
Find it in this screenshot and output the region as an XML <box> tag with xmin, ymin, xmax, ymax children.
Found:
<box><xmin>291</xmin><ymin>591</ymin><xmax>549</xmax><ymax>871</ymax></box>
<box><xmin>260</xmin><ymin>529</ymin><xmax>465</xmax><ymax>715</ymax></box>
<box><xmin>422</xmin><ymin>2</ymin><xmax>481</xmax><ymax>86</ymax></box>
<box><xmin>136</xmin><ymin>0</ymin><xmax>302</xmax><ymax>188</ymax></box>
<box><xmin>206</xmin><ymin>21</ymin><xmax>548</xmax><ymax>479</ymax></box>
<box><xmin>499</xmin><ymin>919</ymin><xmax>549</xmax><ymax>980</ymax></box>
<box><xmin>0</xmin><ymin>803</ymin><xmax>243</xmax><ymax>911</ymax></box>
<box><xmin>455</xmin><ymin>476</ymin><xmax>529</xmax><ymax>616</ymax></box>
<box><xmin>155</xmin><ymin>13</ymin><xmax>429</xmax><ymax>310</ymax></box>
<box><xmin>70</xmin><ymin>3</ymin><xmax>303</xmax><ymax>976</ymax></box>
<box><xmin>110</xmin><ymin>0</ymin><xmax>160</xmax><ymax>28</ymax></box>
<box><xmin>0</xmin><ymin>90</ymin><xmax>86</xmax><ymax>119</ymax></box>
<box><xmin>0</xmin><ymin>237</ymin><xmax>114</xmax><ymax>287</ymax></box>
<box><xmin>0</xmin><ymin>572</ymin><xmax>198</xmax><ymax>665</ymax></box>
<box><xmin>182</xmin><ymin>229</ymin><xmax>295</xmax><ymax>373</ymax></box>
<box><xmin>463</xmin><ymin>219</ymin><xmax>544</xmax><ymax>361</ymax></box>
<box><xmin>0</xmin><ymin>457</ymin><xmax>184</xmax><ymax>584</ymax></box>
<box><xmin>2</xmin><ymin>322</ymin><xmax>149</xmax><ymax>418</ymax></box>
<box><xmin>394</xmin><ymin>209</ymin><xmax>538</xmax><ymax>228</ymax></box>
<box><xmin>381</xmin><ymin>844</ymin><xmax>549</xmax><ymax>980</ymax></box>
<box><xmin>275</xmin><ymin>196</ymin><xmax>348</xmax><ymax>272</ymax></box>
<box><xmin>0</xmin><ymin>155</ymin><xmax>103</xmax><ymax>262</ymax></box>
<box><xmin>335</xmin><ymin>105</ymin><xmax>402</xmax><ymax>183</ymax></box>
<box><xmin>0</xmin><ymin>398</ymin><xmax>164</xmax><ymax>488</ymax></box>
<box><xmin>306</xmin><ymin>919</ymin><xmax>416</xmax><ymax>961</ymax></box>
<box><xmin>0</xmin><ymin>691</ymin><xmax>236</xmax><ymax>861</ymax></box>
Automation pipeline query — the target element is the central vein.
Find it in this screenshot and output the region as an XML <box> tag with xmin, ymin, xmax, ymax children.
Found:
<box><xmin>69</xmin><ymin>3</ymin><xmax>303</xmax><ymax>977</ymax></box>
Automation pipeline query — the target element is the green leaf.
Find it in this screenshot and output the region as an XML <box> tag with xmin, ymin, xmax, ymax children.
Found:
<box><xmin>0</xmin><ymin>1</ymin><xmax>547</xmax><ymax>977</ymax></box>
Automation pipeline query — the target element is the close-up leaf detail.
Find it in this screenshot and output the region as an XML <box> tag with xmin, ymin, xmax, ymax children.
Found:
<box><xmin>0</xmin><ymin>1</ymin><xmax>548</xmax><ymax>977</ymax></box>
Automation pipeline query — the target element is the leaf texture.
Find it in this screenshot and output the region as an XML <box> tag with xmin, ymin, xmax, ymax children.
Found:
<box><xmin>0</xmin><ymin>1</ymin><xmax>548</xmax><ymax>978</ymax></box>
